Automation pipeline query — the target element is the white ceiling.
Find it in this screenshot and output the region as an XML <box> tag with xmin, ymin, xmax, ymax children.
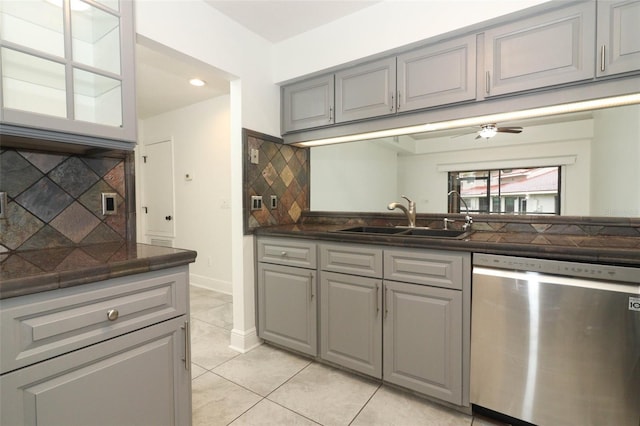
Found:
<box><xmin>136</xmin><ymin>1</ymin><xmax>380</xmax><ymax>119</ymax></box>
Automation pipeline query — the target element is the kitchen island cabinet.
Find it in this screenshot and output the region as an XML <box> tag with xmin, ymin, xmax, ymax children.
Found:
<box><xmin>0</xmin><ymin>246</ymin><xmax>196</xmax><ymax>426</ymax></box>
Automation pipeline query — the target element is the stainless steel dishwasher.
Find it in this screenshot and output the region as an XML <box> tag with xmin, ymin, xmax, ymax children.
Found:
<box><xmin>471</xmin><ymin>253</ymin><xmax>640</xmax><ymax>426</ymax></box>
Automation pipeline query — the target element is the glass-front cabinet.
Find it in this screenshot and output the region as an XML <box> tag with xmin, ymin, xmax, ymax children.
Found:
<box><xmin>0</xmin><ymin>0</ymin><xmax>136</xmax><ymax>148</ymax></box>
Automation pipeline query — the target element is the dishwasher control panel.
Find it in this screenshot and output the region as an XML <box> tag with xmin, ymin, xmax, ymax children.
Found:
<box><xmin>473</xmin><ymin>253</ymin><xmax>639</xmax><ymax>284</ymax></box>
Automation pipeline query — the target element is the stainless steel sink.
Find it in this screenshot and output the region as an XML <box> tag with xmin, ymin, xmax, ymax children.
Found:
<box><xmin>336</xmin><ymin>226</ymin><xmax>408</xmax><ymax>235</ymax></box>
<box><xmin>336</xmin><ymin>226</ymin><xmax>469</xmax><ymax>239</ymax></box>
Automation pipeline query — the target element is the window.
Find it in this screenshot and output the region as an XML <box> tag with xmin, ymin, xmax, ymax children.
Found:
<box><xmin>448</xmin><ymin>167</ymin><xmax>561</xmax><ymax>215</ymax></box>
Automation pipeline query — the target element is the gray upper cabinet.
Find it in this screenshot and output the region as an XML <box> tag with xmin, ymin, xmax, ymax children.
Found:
<box><xmin>397</xmin><ymin>34</ymin><xmax>477</xmax><ymax>112</ymax></box>
<box><xmin>335</xmin><ymin>57</ymin><xmax>397</xmax><ymax>123</ymax></box>
<box><xmin>282</xmin><ymin>74</ymin><xmax>335</xmax><ymax>133</ymax></box>
<box><xmin>597</xmin><ymin>0</ymin><xmax>640</xmax><ymax>77</ymax></box>
<box><xmin>483</xmin><ymin>1</ymin><xmax>596</xmax><ymax>97</ymax></box>
<box><xmin>0</xmin><ymin>0</ymin><xmax>137</xmax><ymax>147</ymax></box>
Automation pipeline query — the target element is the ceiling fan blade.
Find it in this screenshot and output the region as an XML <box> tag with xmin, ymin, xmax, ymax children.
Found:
<box><xmin>496</xmin><ymin>126</ymin><xmax>523</xmax><ymax>134</ymax></box>
<box><xmin>475</xmin><ymin>134</ymin><xmax>483</xmax><ymax>140</ymax></box>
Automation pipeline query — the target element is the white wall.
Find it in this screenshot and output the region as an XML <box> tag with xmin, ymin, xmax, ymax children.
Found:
<box><xmin>139</xmin><ymin>97</ymin><xmax>232</xmax><ymax>293</ymax></box>
<box><xmin>311</xmin><ymin>141</ymin><xmax>398</xmax><ymax>212</ymax></box>
<box><xmin>272</xmin><ymin>0</ymin><xmax>550</xmax><ymax>83</ymax></box>
<box><xmin>136</xmin><ymin>0</ymin><xmax>279</xmax><ymax>352</ymax></box>
<box><xmin>591</xmin><ymin>104</ymin><xmax>640</xmax><ymax>216</ymax></box>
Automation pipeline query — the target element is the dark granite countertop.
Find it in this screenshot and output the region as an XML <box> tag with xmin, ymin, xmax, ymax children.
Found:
<box><xmin>254</xmin><ymin>222</ymin><xmax>640</xmax><ymax>268</ymax></box>
<box><xmin>0</xmin><ymin>243</ymin><xmax>197</xmax><ymax>299</ymax></box>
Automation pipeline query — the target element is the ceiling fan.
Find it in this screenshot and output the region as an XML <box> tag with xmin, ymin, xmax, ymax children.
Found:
<box><xmin>454</xmin><ymin>123</ymin><xmax>524</xmax><ymax>139</ymax></box>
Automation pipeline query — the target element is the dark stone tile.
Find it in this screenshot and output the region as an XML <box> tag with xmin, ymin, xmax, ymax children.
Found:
<box><xmin>280</xmin><ymin>144</ymin><xmax>294</xmax><ymax>162</ymax></box>
<box><xmin>20</xmin><ymin>225</ymin><xmax>74</xmax><ymax>250</ymax></box>
<box><xmin>103</xmin><ymin>161</ymin><xmax>125</xmax><ymax>196</ymax></box>
<box><xmin>19</xmin><ymin>247</ymin><xmax>74</xmax><ymax>272</ymax></box>
<box><xmin>81</xmin><ymin>156</ymin><xmax>121</xmax><ymax>177</ymax></box>
<box><xmin>503</xmin><ymin>223</ymin><xmax>537</xmax><ymax>233</ymax></box>
<box><xmin>15</xmin><ymin>177</ymin><xmax>73</xmax><ymax>222</ymax></box>
<box><xmin>262</xmin><ymin>162</ymin><xmax>277</xmax><ymax>186</ymax></box>
<box><xmin>50</xmin><ymin>202</ymin><xmax>101</xmax><ymax>243</ymax></box>
<box><xmin>0</xmin><ymin>150</ymin><xmax>43</xmax><ymax>198</ymax></box>
<box><xmin>261</xmin><ymin>141</ymin><xmax>278</xmax><ymax>161</ymax></box>
<box><xmin>0</xmin><ymin>254</ymin><xmax>44</xmax><ymax>280</ymax></box>
<box><xmin>0</xmin><ymin>201</ymin><xmax>44</xmax><ymax>250</ymax></box>
<box><xmin>270</xmin><ymin>151</ymin><xmax>286</xmax><ymax>173</ymax></box>
<box><xmin>81</xmin><ymin>223</ymin><xmax>124</xmax><ymax>245</ymax></box>
<box><xmin>49</xmin><ymin>157</ymin><xmax>100</xmax><ymax>198</ymax></box>
<box><xmin>20</xmin><ymin>150</ymin><xmax>68</xmax><ymax>173</ymax></box>
<box><xmin>271</xmin><ymin>176</ymin><xmax>286</xmax><ymax>195</ymax></box>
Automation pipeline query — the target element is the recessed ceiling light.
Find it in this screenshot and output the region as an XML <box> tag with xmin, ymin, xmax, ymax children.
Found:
<box><xmin>189</xmin><ymin>78</ymin><xmax>206</xmax><ymax>87</ymax></box>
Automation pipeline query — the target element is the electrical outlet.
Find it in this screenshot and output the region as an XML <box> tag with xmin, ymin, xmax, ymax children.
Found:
<box><xmin>251</xmin><ymin>195</ymin><xmax>262</xmax><ymax>211</ymax></box>
<box><xmin>102</xmin><ymin>193</ymin><xmax>117</xmax><ymax>215</ymax></box>
<box><xmin>250</xmin><ymin>148</ymin><xmax>259</xmax><ymax>164</ymax></box>
<box><xmin>270</xmin><ymin>195</ymin><xmax>278</xmax><ymax>209</ymax></box>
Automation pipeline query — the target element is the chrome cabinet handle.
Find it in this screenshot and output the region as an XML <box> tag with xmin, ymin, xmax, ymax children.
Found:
<box><xmin>601</xmin><ymin>45</ymin><xmax>606</xmax><ymax>72</ymax></box>
<box><xmin>107</xmin><ymin>309</ymin><xmax>119</xmax><ymax>321</ymax></box>
<box><xmin>397</xmin><ymin>92</ymin><xmax>401</xmax><ymax>110</ymax></box>
<box><xmin>384</xmin><ymin>287</ymin><xmax>389</xmax><ymax>318</ymax></box>
<box><xmin>182</xmin><ymin>321</ymin><xmax>191</xmax><ymax>371</ymax></box>
<box><xmin>375</xmin><ymin>283</ymin><xmax>380</xmax><ymax>313</ymax></box>
<box><xmin>309</xmin><ymin>273</ymin><xmax>315</xmax><ymax>300</ymax></box>
<box><xmin>329</xmin><ymin>106</ymin><xmax>333</xmax><ymax>122</ymax></box>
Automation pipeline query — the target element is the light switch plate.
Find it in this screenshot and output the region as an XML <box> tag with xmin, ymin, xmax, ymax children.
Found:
<box><xmin>270</xmin><ymin>195</ymin><xmax>277</xmax><ymax>209</ymax></box>
<box><xmin>250</xmin><ymin>149</ymin><xmax>259</xmax><ymax>164</ymax></box>
<box><xmin>102</xmin><ymin>193</ymin><xmax>117</xmax><ymax>215</ymax></box>
<box><xmin>251</xmin><ymin>195</ymin><xmax>262</xmax><ymax>211</ymax></box>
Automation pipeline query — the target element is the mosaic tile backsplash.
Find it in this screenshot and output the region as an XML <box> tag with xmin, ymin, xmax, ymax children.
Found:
<box><xmin>243</xmin><ymin>129</ymin><xmax>309</xmax><ymax>233</ymax></box>
<box><xmin>1</xmin><ymin>148</ymin><xmax>128</xmax><ymax>252</ymax></box>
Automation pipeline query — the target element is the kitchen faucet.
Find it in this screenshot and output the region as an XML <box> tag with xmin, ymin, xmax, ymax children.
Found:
<box><xmin>447</xmin><ymin>190</ymin><xmax>473</xmax><ymax>231</ymax></box>
<box><xmin>388</xmin><ymin>195</ymin><xmax>416</xmax><ymax>228</ymax></box>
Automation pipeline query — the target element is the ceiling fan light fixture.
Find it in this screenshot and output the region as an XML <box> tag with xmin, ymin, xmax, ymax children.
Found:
<box><xmin>479</xmin><ymin>124</ymin><xmax>498</xmax><ymax>139</ymax></box>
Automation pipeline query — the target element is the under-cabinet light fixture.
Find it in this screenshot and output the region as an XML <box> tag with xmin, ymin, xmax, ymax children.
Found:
<box><xmin>293</xmin><ymin>93</ymin><xmax>640</xmax><ymax>147</ymax></box>
<box><xmin>189</xmin><ymin>78</ymin><xmax>206</xmax><ymax>87</ymax></box>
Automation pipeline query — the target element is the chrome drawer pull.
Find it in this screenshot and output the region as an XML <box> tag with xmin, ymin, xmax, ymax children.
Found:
<box><xmin>281</xmin><ymin>251</ymin><xmax>288</xmax><ymax>257</ymax></box>
<box><xmin>107</xmin><ymin>309</ymin><xmax>119</xmax><ymax>321</ymax></box>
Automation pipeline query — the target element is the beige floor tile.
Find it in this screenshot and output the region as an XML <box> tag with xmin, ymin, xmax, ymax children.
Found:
<box><xmin>190</xmin><ymin>286</ymin><xmax>229</xmax><ymax>315</ymax></box>
<box><xmin>351</xmin><ymin>385</ymin><xmax>472</xmax><ymax>426</ymax></box>
<box><xmin>192</xmin><ymin>372</ymin><xmax>262</xmax><ymax>426</ymax></box>
<box><xmin>214</xmin><ymin>344</ymin><xmax>312</xmax><ymax>396</ymax></box>
<box><xmin>191</xmin><ymin>363</ymin><xmax>207</xmax><ymax>380</ymax></box>
<box><xmin>268</xmin><ymin>362</ymin><xmax>379</xmax><ymax>425</ymax></box>
<box><xmin>190</xmin><ymin>318</ymin><xmax>240</xmax><ymax>369</ymax></box>
<box><xmin>193</xmin><ymin>302</ymin><xmax>234</xmax><ymax>329</ymax></box>
<box><xmin>230</xmin><ymin>399</ymin><xmax>319</xmax><ymax>426</ymax></box>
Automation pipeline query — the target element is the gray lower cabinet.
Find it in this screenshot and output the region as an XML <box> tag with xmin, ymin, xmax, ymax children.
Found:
<box><xmin>257</xmin><ymin>263</ymin><xmax>318</xmax><ymax>356</ymax></box>
<box><xmin>335</xmin><ymin>57</ymin><xmax>397</xmax><ymax>123</ymax></box>
<box><xmin>0</xmin><ymin>266</ymin><xmax>191</xmax><ymax>425</ymax></box>
<box><xmin>0</xmin><ymin>316</ymin><xmax>189</xmax><ymax>426</ymax></box>
<box><xmin>383</xmin><ymin>280</ymin><xmax>463</xmax><ymax>405</ymax></box>
<box><xmin>483</xmin><ymin>1</ymin><xmax>596</xmax><ymax>97</ymax></box>
<box><xmin>320</xmin><ymin>271</ymin><xmax>382</xmax><ymax>378</ymax></box>
<box><xmin>597</xmin><ymin>0</ymin><xmax>640</xmax><ymax>77</ymax></box>
<box><xmin>397</xmin><ymin>34</ymin><xmax>477</xmax><ymax>112</ymax></box>
<box><xmin>282</xmin><ymin>74</ymin><xmax>335</xmax><ymax>133</ymax></box>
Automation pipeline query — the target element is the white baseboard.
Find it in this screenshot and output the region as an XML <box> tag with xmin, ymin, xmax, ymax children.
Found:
<box><xmin>229</xmin><ymin>327</ymin><xmax>262</xmax><ymax>353</ymax></box>
<box><xmin>189</xmin><ymin>273</ymin><xmax>232</xmax><ymax>295</ymax></box>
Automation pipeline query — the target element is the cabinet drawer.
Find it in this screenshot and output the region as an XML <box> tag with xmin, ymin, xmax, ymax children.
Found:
<box><xmin>257</xmin><ymin>238</ymin><xmax>317</xmax><ymax>269</ymax></box>
<box><xmin>320</xmin><ymin>243</ymin><xmax>382</xmax><ymax>278</ymax></box>
<box><xmin>384</xmin><ymin>249</ymin><xmax>468</xmax><ymax>290</ymax></box>
<box><xmin>0</xmin><ymin>267</ymin><xmax>188</xmax><ymax>374</ymax></box>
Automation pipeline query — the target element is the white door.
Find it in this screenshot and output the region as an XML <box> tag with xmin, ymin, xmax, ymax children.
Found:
<box><xmin>141</xmin><ymin>139</ymin><xmax>175</xmax><ymax>240</ymax></box>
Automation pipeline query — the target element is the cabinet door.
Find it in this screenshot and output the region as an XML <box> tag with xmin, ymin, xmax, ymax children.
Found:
<box><xmin>397</xmin><ymin>34</ymin><xmax>476</xmax><ymax>112</ymax></box>
<box><xmin>484</xmin><ymin>1</ymin><xmax>595</xmax><ymax>97</ymax></box>
<box><xmin>597</xmin><ymin>0</ymin><xmax>640</xmax><ymax>77</ymax></box>
<box><xmin>257</xmin><ymin>263</ymin><xmax>317</xmax><ymax>356</ymax></box>
<box><xmin>0</xmin><ymin>316</ymin><xmax>191</xmax><ymax>426</ymax></box>
<box><xmin>282</xmin><ymin>74</ymin><xmax>334</xmax><ymax>133</ymax></box>
<box><xmin>335</xmin><ymin>57</ymin><xmax>396</xmax><ymax>122</ymax></box>
<box><xmin>320</xmin><ymin>272</ymin><xmax>382</xmax><ymax>378</ymax></box>
<box><xmin>383</xmin><ymin>281</ymin><xmax>462</xmax><ymax>405</ymax></box>
<box><xmin>0</xmin><ymin>0</ymin><xmax>137</xmax><ymax>144</ymax></box>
